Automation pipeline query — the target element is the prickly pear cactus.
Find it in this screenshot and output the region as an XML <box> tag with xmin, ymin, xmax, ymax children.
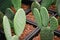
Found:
<box><xmin>0</xmin><ymin>0</ymin><xmax>12</xmax><ymax>13</ymax></box>
<box><xmin>3</xmin><ymin>8</ymin><xmax>26</xmax><ymax>40</ymax></box>
<box><xmin>40</xmin><ymin>7</ymin><xmax>49</xmax><ymax>27</ymax></box>
<box><xmin>40</xmin><ymin>16</ymin><xmax>58</xmax><ymax>40</ymax></box>
<box><xmin>56</xmin><ymin>0</ymin><xmax>60</xmax><ymax>16</ymax></box>
<box><xmin>11</xmin><ymin>0</ymin><xmax>22</xmax><ymax>10</ymax></box>
<box><xmin>32</xmin><ymin>8</ymin><xmax>42</xmax><ymax>28</ymax></box>
<box><xmin>32</xmin><ymin>7</ymin><xmax>49</xmax><ymax>28</ymax></box>
<box><xmin>31</xmin><ymin>0</ymin><xmax>40</xmax><ymax>11</ymax></box>
<box><xmin>50</xmin><ymin>16</ymin><xmax>58</xmax><ymax>30</ymax></box>
<box><xmin>32</xmin><ymin>6</ymin><xmax>58</xmax><ymax>40</ymax></box>
<box><xmin>5</xmin><ymin>8</ymin><xmax>14</xmax><ymax>20</ymax></box>
<box><xmin>41</xmin><ymin>0</ymin><xmax>52</xmax><ymax>9</ymax></box>
<box><xmin>40</xmin><ymin>27</ymin><xmax>54</xmax><ymax>40</ymax></box>
<box><xmin>3</xmin><ymin>16</ymin><xmax>13</xmax><ymax>40</ymax></box>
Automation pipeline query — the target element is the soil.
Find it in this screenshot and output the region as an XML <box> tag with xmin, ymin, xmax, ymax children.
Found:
<box><xmin>26</xmin><ymin>12</ymin><xmax>35</xmax><ymax>22</ymax></box>
<box><xmin>20</xmin><ymin>24</ymin><xmax>35</xmax><ymax>40</ymax></box>
<box><xmin>49</xmin><ymin>5</ymin><xmax>56</xmax><ymax>11</ymax></box>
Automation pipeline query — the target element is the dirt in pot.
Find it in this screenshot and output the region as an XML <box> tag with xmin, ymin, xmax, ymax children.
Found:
<box><xmin>33</xmin><ymin>33</ymin><xmax>40</xmax><ymax>40</ymax></box>
<box><xmin>54</xmin><ymin>36</ymin><xmax>60</xmax><ymax>40</ymax></box>
<box><xmin>21</xmin><ymin>4</ymin><xmax>30</xmax><ymax>11</ymax></box>
<box><xmin>20</xmin><ymin>24</ymin><xmax>40</xmax><ymax>40</ymax></box>
<box><xmin>49</xmin><ymin>5</ymin><xmax>56</xmax><ymax>11</ymax></box>
<box><xmin>26</xmin><ymin>12</ymin><xmax>35</xmax><ymax>22</ymax></box>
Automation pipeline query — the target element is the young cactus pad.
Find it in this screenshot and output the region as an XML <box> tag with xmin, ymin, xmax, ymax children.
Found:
<box><xmin>14</xmin><ymin>8</ymin><xmax>26</xmax><ymax>36</ymax></box>
<box><xmin>32</xmin><ymin>8</ymin><xmax>42</xmax><ymax>28</ymax></box>
<box><xmin>31</xmin><ymin>1</ymin><xmax>40</xmax><ymax>11</ymax></box>
<box><xmin>41</xmin><ymin>0</ymin><xmax>52</xmax><ymax>9</ymax></box>
<box><xmin>5</xmin><ymin>8</ymin><xmax>14</xmax><ymax>20</ymax></box>
<box><xmin>32</xmin><ymin>6</ymin><xmax>58</xmax><ymax>40</ymax></box>
<box><xmin>32</xmin><ymin>7</ymin><xmax>49</xmax><ymax>28</ymax></box>
<box><xmin>11</xmin><ymin>0</ymin><xmax>22</xmax><ymax>10</ymax></box>
<box><xmin>40</xmin><ymin>16</ymin><xmax>58</xmax><ymax>40</ymax></box>
<box><xmin>56</xmin><ymin>0</ymin><xmax>60</xmax><ymax>16</ymax></box>
<box><xmin>40</xmin><ymin>7</ymin><xmax>49</xmax><ymax>27</ymax></box>
<box><xmin>3</xmin><ymin>16</ymin><xmax>13</xmax><ymax>40</ymax></box>
<box><xmin>3</xmin><ymin>8</ymin><xmax>26</xmax><ymax>40</ymax></box>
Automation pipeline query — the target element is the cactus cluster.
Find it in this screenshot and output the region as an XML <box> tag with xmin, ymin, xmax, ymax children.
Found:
<box><xmin>3</xmin><ymin>8</ymin><xmax>26</xmax><ymax>40</ymax></box>
<box><xmin>3</xmin><ymin>0</ymin><xmax>26</xmax><ymax>40</ymax></box>
<box><xmin>32</xmin><ymin>1</ymin><xmax>58</xmax><ymax>40</ymax></box>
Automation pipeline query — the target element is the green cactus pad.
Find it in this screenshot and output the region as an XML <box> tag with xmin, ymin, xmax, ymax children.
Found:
<box><xmin>41</xmin><ymin>0</ymin><xmax>52</xmax><ymax>9</ymax></box>
<box><xmin>50</xmin><ymin>16</ymin><xmax>58</xmax><ymax>30</ymax></box>
<box><xmin>14</xmin><ymin>8</ymin><xmax>26</xmax><ymax>36</ymax></box>
<box><xmin>11</xmin><ymin>0</ymin><xmax>22</xmax><ymax>10</ymax></box>
<box><xmin>40</xmin><ymin>27</ymin><xmax>54</xmax><ymax>40</ymax></box>
<box><xmin>5</xmin><ymin>8</ymin><xmax>14</xmax><ymax>20</ymax></box>
<box><xmin>0</xmin><ymin>0</ymin><xmax>12</xmax><ymax>13</ymax></box>
<box><xmin>40</xmin><ymin>7</ymin><xmax>49</xmax><ymax>27</ymax></box>
<box><xmin>33</xmin><ymin>8</ymin><xmax>42</xmax><ymax>28</ymax></box>
<box><xmin>12</xmin><ymin>35</ymin><xmax>19</xmax><ymax>40</ymax></box>
<box><xmin>31</xmin><ymin>1</ymin><xmax>40</xmax><ymax>11</ymax></box>
<box><xmin>3</xmin><ymin>16</ymin><xmax>12</xmax><ymax>40</ymax></box>
<box><xmin>56</xmin><ymin>0</ymin><xmax>60</xmax><ymax>16</ymax></box>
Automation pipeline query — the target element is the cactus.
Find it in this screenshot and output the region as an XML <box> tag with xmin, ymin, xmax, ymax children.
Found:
<box><xmin>40</xmin><ymin>7</ymin><xmax>49</xmax><ymax>27</ymax></box>
<box><xmin>0</xmin><ymin>0</ymin><xmax>12</xmax><ymax>13</ymax></box>
<box><xmin>41</xmin><ymin>0</ymin><xmax>52</xmax><ymax>9</ymax></box>
<box><xmin>5</xmin><ymin>8</ymin><xmax>14</xmax><ymax>20</ymax></box>
<box><xmin>56</xmin><ymin>0</ymin><xmax>60</xmax><ymax>16</ymax></box>
<box><xmin>11</xmin><ymin>0</ymin><xmax>22</xmax><ymax>11</ymax></box>
<box><xmin>3</xmin><ymin>8</ymin><xmax>26</xmax><ymax>40</ymax></box>
<box><xmin>3</xmin><ymin>16</ymin><xmax>13</xmax><ymax>40</ymax></box>
<box><xmin>5</xmin><ymin>8</ymin><xmax>15</xmax><ymax>28</ymax></box>
<box><xmin>32</xmin><ymin>6</ymin><xmax>58</xmax><ymax>40</ymax></box>
<box><xmin>32</xmin><ymin>8</ymin><xmax>42</xmax><ymax>28</ymax></box>
<box><xmin>14</xmin><ymin>8</ymin><xmax>26</xmax><ymax>36</ymax></box>
<box><xmin>31</xmin><ymin>0</ymin><xmax>40</xmax><ymax>11</ymax></box>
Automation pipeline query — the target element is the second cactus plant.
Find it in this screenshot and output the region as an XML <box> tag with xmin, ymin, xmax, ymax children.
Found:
<box><xmin>32</xmin><ymin>6</ymin><xmax>58</xmax><ymax>40</ymax></box>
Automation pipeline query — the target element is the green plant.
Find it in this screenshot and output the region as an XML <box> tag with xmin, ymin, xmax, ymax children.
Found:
<box><xmin>32</xmin><ymin>7</ymin><xmax>58</xmax><ymax>40</ymax></box>
<box><xmin>0</xmin><ymin>0</ymin><xmax>12</xmax><ymax>13</ymax></box>
<box><xmin>5</xmin><ymin>8</ymin><xmax>14</xmax><ymax>20</ymax></box>
<box><xmin>56</xmin><ymin>0</ymin><xmax>60</xmax><ymax>16</ymax></box>
<box><xmin>11</xmin><ymin>0</ymin><xmax>22</xmax><ymax>11</ymax></box>
<box><xmin>31</xmin><ymin>0</ymin><xmax>55</xmax><ymax>10</ymax></box>
<box><xmin>5</xmin><ymin>0</ymin><xmax>22</xmax><ymax>28</ymax></box>
<box><xmin>41</xmin><ymin>0</ymin><xmax>52</xmax><ymax>9</ymax></box>
<box><xmin>31</xmin><ymin>1</ymin><xmax>40</xmax><ymax>11</ymax></box>
<box><xmin>3</xmin><ymin>8</ymin><xmax>26</xmax><ymax>40</ymax></box>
